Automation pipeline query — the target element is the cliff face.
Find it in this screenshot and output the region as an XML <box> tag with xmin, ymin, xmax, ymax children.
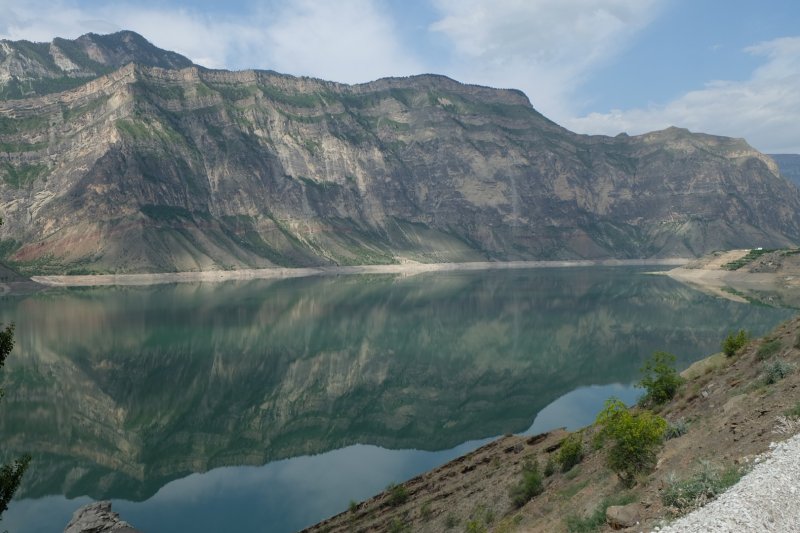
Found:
<box><xmin>1</xmin><ymin>32</ymin><xmax>799</xmax><ymax>273</ymax></box>
<box><xmin>771</xmin><ymin>154</ymin><xmax>800</xmax><ymax>188</ymax></box>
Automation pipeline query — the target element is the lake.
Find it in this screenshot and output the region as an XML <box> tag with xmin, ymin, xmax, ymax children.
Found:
<box><xmin>0</xmin><ymin>267</ymin><xmax>794</xmax><ymax>532</ymax></box>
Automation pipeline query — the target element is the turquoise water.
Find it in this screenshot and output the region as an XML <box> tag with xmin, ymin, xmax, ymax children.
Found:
<box><xmin>0</xmin><ymin>267</ymin><xmax>793</xmax><ymax>532</ymax></box>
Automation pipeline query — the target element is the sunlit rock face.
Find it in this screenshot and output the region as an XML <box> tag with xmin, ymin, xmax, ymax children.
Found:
<box><xmin>1</xmin><ymin>31</ymin><xmax>799</xmax><ymax>275</ymax></box>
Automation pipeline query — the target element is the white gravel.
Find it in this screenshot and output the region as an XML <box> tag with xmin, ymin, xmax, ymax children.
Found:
<box><xmin>655</xmin><ymin>432</ymin><xmax>800</xmax><ymax>532</ymax></box>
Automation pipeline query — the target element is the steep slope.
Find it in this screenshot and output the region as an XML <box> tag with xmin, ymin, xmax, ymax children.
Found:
<box><xmin>1</xmin><ymin>32</ymin><xmax>799</xmax><ymax>274</ymax></box>
<box><xmin>771</xmin><ymin>154</ymin><xmax>800</xmax><ymax>188</ymax></box>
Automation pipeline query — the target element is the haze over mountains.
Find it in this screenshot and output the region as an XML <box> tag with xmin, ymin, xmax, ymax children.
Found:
<box><xmin>1</xmin><ymin>31</ymin><xmax>799</xmax><ymax>274</ymax></box>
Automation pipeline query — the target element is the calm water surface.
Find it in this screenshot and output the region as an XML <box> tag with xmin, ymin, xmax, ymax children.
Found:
<box><xmin>0</xmin><ymin>267</ymin><xmax>794</xmax><ymax>532</ymax></box>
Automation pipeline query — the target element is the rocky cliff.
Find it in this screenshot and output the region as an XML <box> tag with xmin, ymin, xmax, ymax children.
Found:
<box><xmin>771</xmin><ymin>154</ymin><xmax>800</xmax><ymax>188</ymax></box>
<box><xmin>1</xmin><ymin>32</ymin><xmax>799</xmax><ymax>274</ymax></box>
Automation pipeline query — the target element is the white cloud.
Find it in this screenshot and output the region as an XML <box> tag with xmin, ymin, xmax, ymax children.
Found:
<box><xmin>429</xmin><ymin>0</ymin><xmax>663</xmax><ymax>122</ymax></box>
<box><xmin>567</xmin><ymin>37</ymin><xmax>800</xmax><ymax>153</ymax></box>
<box><xmin>0</xmin><ymin>0</ymin><xmax>421</xmax><ymax>82</ymax></box>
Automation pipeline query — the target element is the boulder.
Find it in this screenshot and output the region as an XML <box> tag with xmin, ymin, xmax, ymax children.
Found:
<box><xmin>606</xmin><ymin>502</ymin><xmax>643</xmax><ymax>530</ymax></box>
<box><xmin>64</xmin><ymin>500</ymin><xmax>141</xmax><ymax>533</ymax></box>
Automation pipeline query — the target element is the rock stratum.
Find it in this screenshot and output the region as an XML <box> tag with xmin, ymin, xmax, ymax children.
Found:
<box><xmin>2</xmin><ymin>31</ymin><xmax>800</xmax><ymax>274</ymax></box>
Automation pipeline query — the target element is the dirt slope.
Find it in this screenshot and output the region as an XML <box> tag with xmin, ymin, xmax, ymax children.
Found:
<box><xmin>305</xmin><ymin>316</ymin><xmax>800</xmax><ymax>533</ymax></box>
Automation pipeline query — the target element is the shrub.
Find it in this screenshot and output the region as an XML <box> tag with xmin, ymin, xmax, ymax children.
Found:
<box><xmin>420</xmin><ymin>501</ymin><xmax>432</xmax><ymax>521</ymax></box>
<box><xmin>543</xmin><ymin>457</ymin><xmax>556</xmax><ymax>477</ymax></box>
<box><xmin>388</xmin><ymin>518</ymin><xmax>410</xmax><ymax>533</ymax></box>
<box><xmin>664</xmin><ymin>418</ymin><xmax>688</xmax><ymax>440</ymax></box>
<box><xmin>595</xmin><ymin>399</ymin><xmax>667</xmax><ymax>486</ymax></box>
<box><xmin>756</xmin><ymin>339</ymin><xmax>782</xmax><ymax>360</ymax></box>
<box><xmin>465</xmin><ymin>521</ymin><xmax>488</xmax><ymax>533</ymax></box>
<box><xmin>722</xmin><ymin>330</ymin><xmax>749</xmax><ymax>357</ymax></box>
<box><xmin>637</xmin><ymin>351</ymin><xmax>683</xmax><ymax>407</ymax></box>
<box><xmin>386</xmin><ymin>483</ymin><xmax>409</xmax><ymax>507</ymax></box>
<box><xmin>557</xmin><ymin>433</ymin><xmax>584</xmax><ymax>472</ymax></box>
<box><xmin>662</xmin><ymin>462</ymin><xmax>745</xmax><ymax>514</ymax></box>
<box><xmin>509</xmin><ymin>458</ymin><xmax>544</xmax><ymax>507</ymax></box>
<box><xmin>785</xmin><ymin>401</ymin><xmax>800</xmax><ymax>418</ymax></box>
<box><xmin>762</xmin><ymin>359</ymin><xmax>794</xmax><ymax>385</ymax></box>
<box><xmin>444</xmin><ymin>513</ymin><xmax>458</xmax><ymax>529</ymax></box>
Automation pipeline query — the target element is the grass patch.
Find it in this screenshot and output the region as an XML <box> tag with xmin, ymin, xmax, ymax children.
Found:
<box><xmin>386</xmin><ymin>483</ymin><xmax>409</xmax><ymax>507</ymax></box>
<box><xmin>509</xmin><ymin>458</ymin><xmax>543</xmax><ymax>508</ymax></box>
<box><xmin>722</xmin><ymin>248</ymin><xmax>774</xmax><ymax>270</ymax></box>
<box><xmin>0</xmin><ymin>114</ymin><xmax>48</xmax><ymax>134</ymax></box>
<box><xmin>564</xmin><ymin>492</ymin><xmax>636</xmax><ymax>532</ymax></box>
<box><xmin>1</xmin><ymin>162</ymin><xmax>48</xmax><ymax>188</ymax></box>
<box><xmin>662</xmin><ymin>462</ymin><xmax>745</xmax><ymax>515</ymax></box>
<box><xmin>756</xmin><ymin>339</ymin><xmax>782</xmax><ymax>360</ymax></box>
<box><xmin>784</xmin><ymin>401</ymin><xmax>800</xmax><ymax>418</ymax></box>
<box><xmin>0</xmin><ymin>141</ymin><xmax>48</xmax><ymax>153</ymax></box>
<box><xmin>558</xmin><ymin>479</ymin><xmax>590</xmax><ymax>500</ymax></box>
<box><xmin>664</xmin><ymin>418</ymin><xmax>688</xmax><ymax>440</ymax></box>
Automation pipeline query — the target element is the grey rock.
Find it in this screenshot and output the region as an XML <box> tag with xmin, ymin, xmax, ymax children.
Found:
<box><xmin>606</xmin><ymin>502</ymin><xmax>643</xmax><ymax>529</ymax></box>
<box><xmin>64</xmin><ymin>501</ymin><xmax>141</xmax><ymax>533</ymax></box>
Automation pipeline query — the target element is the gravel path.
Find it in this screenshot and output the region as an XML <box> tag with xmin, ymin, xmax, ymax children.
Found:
<box><xmin>656</xmin><ymin>432</ymin><xmax>800</xmax><ymax>532</ymax></box>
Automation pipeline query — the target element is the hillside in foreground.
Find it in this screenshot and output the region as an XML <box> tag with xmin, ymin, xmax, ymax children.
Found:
<box><xmin>304</xmin><ymin>316</ymin><xmax>800</xmax><ymax>532</ymax></box>
<box><xmin>1</xmin><ymin>32</ymin><xmax>799</xmax><ymax>274</ymax></box>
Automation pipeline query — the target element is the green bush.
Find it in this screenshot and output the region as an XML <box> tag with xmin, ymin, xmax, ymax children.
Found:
<box><xmin>664</xmin><ymin>418</ymin><xmax>688</xmax><ymax>440</ymax></box>
<box><xmin>756</xmin><ymin>339</ymin><xmax>782</xmax><ymax>360</ymax></box>
<box><xmin>595</xmin><ymin>399</ymin><xmax>667</xmax><ymax>486</ymax></box>
<box><xmin>557</xmin><ymin>433</ymin><xmax>584</xmax><ymax>472</ymax></box>
<box><xmin>637</xmin><ymin>351</ymin><xmax>683</xmax><ymax>407</ymax></box>
<box><xmin>386</xmin><ymin>483</ymin><xmax>409</xmax><ymax>507</ymax></box>
<box><xmin>509</xmin><ymin>458</ymin><xmax>544</xmax><ymax>508</ymax></box>
<box><xmin>722</xmin><ymin>330</ymin><xmax>749</xmax><ymax>357</ymax></box>
<box><xmin>543</xmin><ymin>457</ymin><xmax>556</xmax><ymax>477</ymax></box>
<box><xmin>662</xmin><ymin>462</ymin><xmax>745</xmax><ymax>514</ymax></box>
<box><xmin>762</xmin><ymin>359</ymin><xmax>794</xmax><ymax>384</ymax></box>
<box><xmin>420</xmin><ymin>501</ymin><xmax>432</xmax><ymax>521</ymax></box>
<box><xmin>785</xmin><ymin>401</ymin><xmax>800</xmax><ymax>418</ymax></box>
<box><xmin>388</xmin><ymin>518</ymin><xmax>410</xmax><ymax>533</ymax></box>
<box><xmin>465</xmin><ymin>521</ymin><xmax>488</xmax><ymax>533</ymax></box>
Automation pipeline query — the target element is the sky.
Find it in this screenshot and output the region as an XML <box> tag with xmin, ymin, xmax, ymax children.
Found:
<box><xmin>1</xmin><ymin>0</ymin><xmax>799</xmax><ymax>153</ymax></box>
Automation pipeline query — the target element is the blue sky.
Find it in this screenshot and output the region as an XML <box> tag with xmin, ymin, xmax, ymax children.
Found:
<box><xmin>1</xmin><ymin>0</ymin><xmax>799</xmax><ymax>152</ymax></box>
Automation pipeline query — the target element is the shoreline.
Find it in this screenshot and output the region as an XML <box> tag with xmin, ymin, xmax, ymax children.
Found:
<box><xmin>30</xmin><ymin>258</ymin><xmax>690</xmax><ymax>287</ymax></box>
<box><xmin>664</xmin><ymin>267</ymin><xmax>779</xmax><ymax>302</ymax></box>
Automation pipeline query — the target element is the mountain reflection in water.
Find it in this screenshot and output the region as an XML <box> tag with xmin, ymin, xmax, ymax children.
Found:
<box><xmin>0</xmin><ymin>268</ymin><xmax>793</xmax><ymax>532</ymax></box>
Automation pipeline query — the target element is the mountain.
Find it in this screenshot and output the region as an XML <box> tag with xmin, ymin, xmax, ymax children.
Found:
<box><xmin>771</xmin><ymin>154</ymin><xmax>800</xmax><ymax>188</ymax></box>
<box><xmin>1</xmin><ymin>31</ymin><xmax>799</xmax><ymax>274</ymax></box>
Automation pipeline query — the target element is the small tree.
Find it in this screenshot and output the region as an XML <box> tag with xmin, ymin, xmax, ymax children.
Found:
<box><xmin>637</xmin><ymin>351</ymin><xmax>683</xmax><ymax>407</ymax></box>
<box><xmin>556</xmin><ymin>433</ymin><xmax>583</xmax><ymax>472</ymax></box>
<box><xmin>0</xmin><ymin>323</ymin><xmax>30</xmax><ymax>520</ymax></box>
<box><xmin>509</xmin><ymin>458</ymin><xmax>543</xmax><ymax>507</ymax></box>
<box><xmin>722</xmin><ymin>330</ymin><xmax>749</xmax><ymax>357</ymax></box>
<box><xmin>595</xmin><ymin>398</ymin><xmax>666</xmax><ymax>486</ymax></box>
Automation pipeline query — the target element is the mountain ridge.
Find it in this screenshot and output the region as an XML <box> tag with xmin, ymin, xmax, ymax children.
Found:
<box><xmin>1</xmin><ymin>31</ymin><xmax>798</xmax><ymax>274</ymax></box>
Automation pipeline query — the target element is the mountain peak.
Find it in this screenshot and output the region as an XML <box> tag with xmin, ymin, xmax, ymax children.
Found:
<box><xmin>71</xmin><ymin>30</ymin><xmax>194</xmax><ymax>70</ymax></box>
<box><xmin>0</xmin><ymin>30</ymin><xmax>194</xmax><ymax>99</ymax></box>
